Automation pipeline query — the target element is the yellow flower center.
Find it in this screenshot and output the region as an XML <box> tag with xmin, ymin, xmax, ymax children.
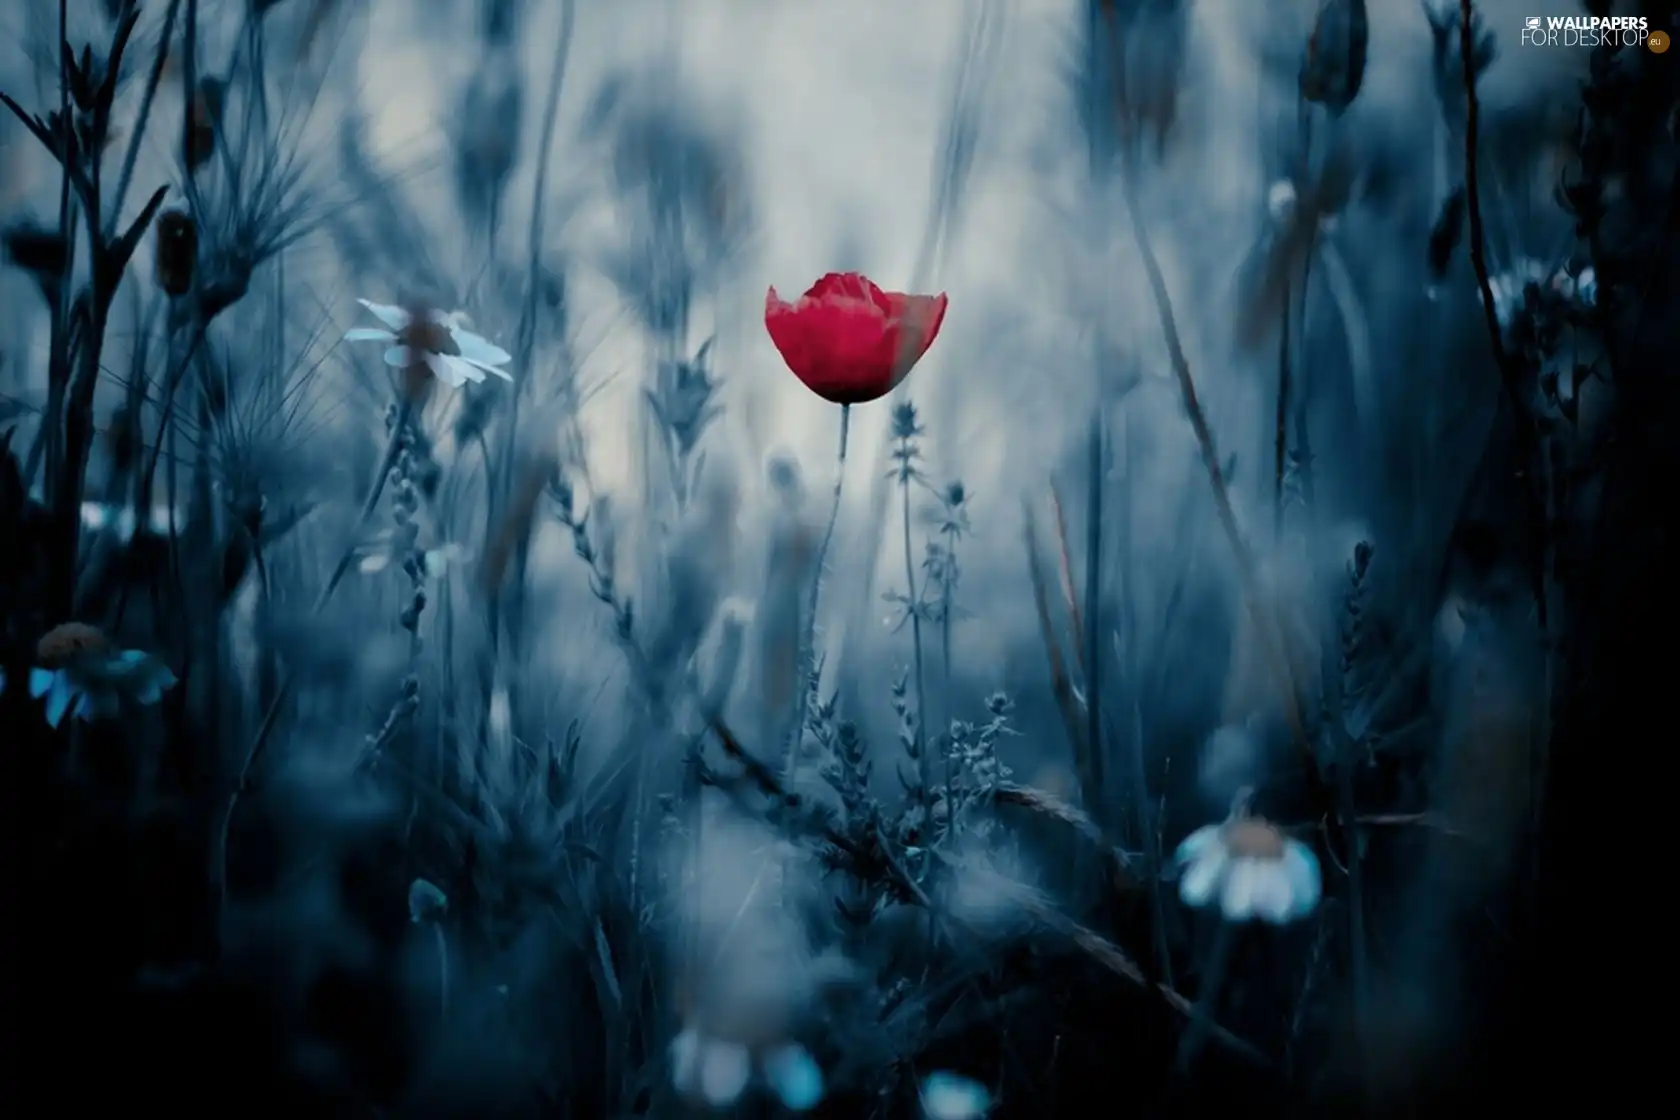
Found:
<box><xmin>1223</xmin><ymin>819</ymin><xmax>1286</xmax><ymax>861</ymax></box>
<box><xmin>35</xmin><ymin>622</ymin><xmax>112</xmax><ymax>668</ymax></box>
<box><xmin>399</xmin><ymin>313</ymin><xmax>459</xmax><ymax>358</ymax></box>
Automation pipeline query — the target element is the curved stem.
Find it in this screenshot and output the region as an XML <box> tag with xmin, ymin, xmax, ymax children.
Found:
<box><xmin>1175</xmin><ymin>919</ymin><xmax>1236</xmax><ymax>1074</ymax></box>
<box><xmin>433</xmin><ymin>922</ymin><xmax>449</xmax><ymax>1024</ymax></box>
<box><xmin>785</xmin><ymin>404</ymin><xmax>849</xmax><ymax>776</ymax></box>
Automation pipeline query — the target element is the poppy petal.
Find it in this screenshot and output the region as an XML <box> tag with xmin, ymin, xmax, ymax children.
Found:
<box><xmin>765</xmin><ymin>284</ymin><xmax>896</xmax><ymax>404</ymax></box>
<box><xmin>766</xmin><ymin>274</ymin><xmax>946</xmax><ymax>404</ymax></box>
<box><xmin>804</xmin><ymin>271</ymin><xmax>892</xmax><ymax>314</ymax></box>
<box><xmin>357</xmin><ymin>299</ymin><xmax>411</xmax><ymax>329</ymax></box>
<box><xmin>881</xmin><ymin>290</ymin><xmax>948</xmax><ymax>391</ymax></box>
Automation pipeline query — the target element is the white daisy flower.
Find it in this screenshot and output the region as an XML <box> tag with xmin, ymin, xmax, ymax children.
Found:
<box><xmin>25</xmin><ymin>622</ymin><xmax>177</xmax><ymax>729</ymax></box>
<box><xmin>344</xmin><ymin>299</ymin><xmax>513</xmax><ymax>388</ymax></box>
<box><xmin>669</xmin><ymin>1027</ymin><xmax>824</xmax><ymax>1112</ymax></box>
<box><xmin>1175</xmin><ymin>812</ymin><xmax>1321</xmax><ymax>925</ymax></box>
<box><xmin>919</xmin><ymin>1071</ymin><xmax>992</xmax><ymax>1119</ymax></box>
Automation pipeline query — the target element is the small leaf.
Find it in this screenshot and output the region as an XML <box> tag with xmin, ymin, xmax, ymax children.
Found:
<box><xmin>98</xmin><ymin>184</ymin><xmax>170</xmax><ymax>298</ymax></box>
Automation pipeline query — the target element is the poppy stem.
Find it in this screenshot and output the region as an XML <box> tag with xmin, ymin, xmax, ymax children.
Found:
<box><xmin>785</xmin><ymin>404</ymin><xmax>849</xmax><ymax>777</ymax></box>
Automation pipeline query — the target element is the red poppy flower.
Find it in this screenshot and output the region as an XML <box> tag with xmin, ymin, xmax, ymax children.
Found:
<box><xmin>764</xmin><ymin>272</ymin><xmax>948</xmax><ymax>405</ymax></box>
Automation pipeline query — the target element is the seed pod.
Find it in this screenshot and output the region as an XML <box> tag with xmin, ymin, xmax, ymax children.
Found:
<box><xmin>153</xmin><ymin>209</ymin><xmax>197</xmax><ymax>296</ymax></box>
<box><xmin>184</xmin><ymin>79</ymin><xmax>224</xmax><ymax>171</ymax></box>
<box><xmin>1299</xmin><ymin>0</ymin><xmax>1368</xmax><ymax>115</ymax></box>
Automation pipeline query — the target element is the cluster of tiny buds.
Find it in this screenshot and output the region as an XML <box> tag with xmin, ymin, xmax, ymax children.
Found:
<box><xmin>391</xmin><ymin>433</ymin><xmax>428</xmax><ymax>639</ymax></box>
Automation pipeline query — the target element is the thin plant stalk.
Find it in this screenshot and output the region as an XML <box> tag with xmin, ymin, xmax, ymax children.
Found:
<box><xmin>1175</xmin><ymin>919</ymin><xmax>1236</xmax><ymax>1074</ymax></box>
<box><xmin>1273</xmin><ymin>271</ymin><xmax>1291</xmax><ymax>537</ymax></box>
<box><xmin>1117</xmin><ymin>151</ymin><xmax>1310</xmax><ymax>753</ymax></box>
<box><xmin>214</xmin><ymin>400</ymin><xmax>414</xmax><ymax>949</ymax></box>
<box><xmin>1336</xmin><ymin>721</ymin><xmax>1370</xmax><ymax>1092</ymax></box>
<box><xmin>785</xmin><ymin>402</ymin><xmax>850</xmax><ymax>777</ymax></box>
<box><xmin>940</xmin><ymin>518</ymin><xmax>958</xmax><ymax>827</ymax></box>
<box><xmin>1457</xmin><ymin>0</ymin><xmax>1547</xmax><ymax>630</ymax></box>
<box><xmin>899</xmin><ymin>431</ymin><xmax>932</xmax><ymax>796</ymax></box>
<box><xmin>432</xmin><ymin>922</ymin><xmax>450</xmax><ymax>1024</ymax></box>
<box><xmin>1082</xmin><ymin>417</ymin><xmax>1102</xmax><ymax>819</ymax></box>
<box><xmin>108</xmin><ymin>0</ymin><xmax>182</xmax><ymax>238</ymax></box>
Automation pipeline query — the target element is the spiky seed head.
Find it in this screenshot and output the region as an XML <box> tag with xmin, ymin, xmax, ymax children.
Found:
<box><xmin>154</xmin><ymin>209</ymin><xmax>197</xmax><ymax>297</ymax></box>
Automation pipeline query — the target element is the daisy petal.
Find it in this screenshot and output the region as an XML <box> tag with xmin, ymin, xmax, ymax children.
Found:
<box><xmin>1282</xmin><ymin>842</ymin><xmax>1322</xmax><ymax>918</ymax></box>
<box><xmin>383</xmin><ymin>346</ymin><xmax>411</xmax><ymax>368</ymax></box>
<box><xmin>29</xmin><ymin>668</ymin><xmax>57</xmax><ymax>699</ymax></box>
<box><xmin>1252</xmin><ymin>865</ymin><xmax>1295</xmax><ymax>923</ymax></box>
<box><xmin>344</xmin><ymin>327</ymin><xmax>396</xmax><ymax>343</ymax></box>
<box><xmin>45</xmin><ymin>676</ymin><xmax>78</xmax><ymax>728</ymax></box>
<box><xmin>697</xmin><ymin>1040</ymin><xmax>751</xmax><ymax>1107</ymax></box>
<box><xmin>1220</xmin><ymin>859</ymin><xmax>1261</xmax><ymax>921</ymax></box>
<box><xmin>462</xmin><ymin>358</ymin><xmax>514</xmax><ymax>381</ymax></box>
<box><xmin>357</xmin><ymin>299</ymin><xmax>411</xmax><ymax>329</ymax></box>
<box><xmin>430</xmin><ymin>354</ymin><xmax>485</xmax><ymax>387</ymax></box>
<box><xmin>452</xmin><ymin>329</ymin><xmax>512</xmax><ymax>368</ymax></box>
<box><xmin>669</xmin><ymin>1027</ymin><xmax>702</xmax><ymax>1095</ymax></box>
<box><xmin>920</xmin><ymin>1071</ymin><xmax>992</xmax><ymax>1120</ymax></box>
<box><xmin>1175</xmin><ymin>824</ymin><xmax>1223</xmax><ymax>865</ymax></box>
<box><xmin>1179</xmin><ymin>849</ymin><xmax>1226</xmax><ymax>909</ymax></box>
<box><xmin>762</xmin><ymin>1043</ymin><xmax>824</xmax><ymax>1112</ymax></box>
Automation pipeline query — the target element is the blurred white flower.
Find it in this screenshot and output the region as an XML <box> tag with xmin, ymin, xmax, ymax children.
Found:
<box><xmin>1175</xmin><ymin>812</ymin><xmax>1321</xmax><ymax>924</ymax></box>
<box><xmin>355</xmin><ymin>532</ymin><xmax>467</xmax><ymax>579</ymax></box>
<box><xmin>345</xmin><ymin>299</ymin><xmax>513</xmax><ymax>388</ymax></box>
<box><xmin>1484</xmin><ymin>259</ymin><xmax>1595</xmax><ymax>328</ymax></box>
<box><xmin>1265</xmin><ymin>179</ymin><xmax>1297</xmax><ymax>223</ymax></box>
<box><xmin>1197</xmin><ymin>723</ymin><xmax>1261</xmax><ymax>806</ymax></box>
<box><xmin>670</xmin><ymin>1027</ymin><xmax>823</xmax><ymax>1112</ymax></box>
<box><xmin>920</xmin><ymin>1071</ymin><xmax>992</xmax><ymax>1119</ymax></box>
<box><xmin>80</xmin><ymin>501</ymin><xmax>182</xmax><ymax>541</ymax></box>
